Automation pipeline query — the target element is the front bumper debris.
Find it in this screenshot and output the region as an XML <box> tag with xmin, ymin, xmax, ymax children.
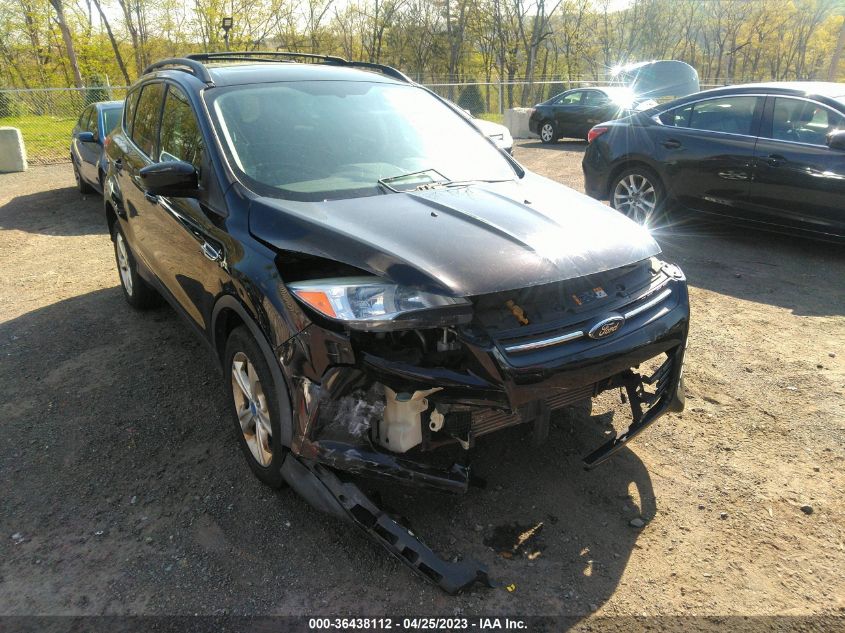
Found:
<box><xmin>280</xmin><ymin>457</ymin><xmax>494</xmax><ymax>595</ymax></box>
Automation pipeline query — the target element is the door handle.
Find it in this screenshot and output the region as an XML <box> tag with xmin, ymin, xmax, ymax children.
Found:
<box><xmin>201</xmin><ymin>241</ymin><xmax>223</xmax><ymax>262</ymax></box>
<box><xmin>766</xmin><ymin>154</ymin><xmax>786</xmax><ymax>167</ymax></box>
<box><xmin>662</xmin><ymin>139</ymin><xmax>681</xmax><ymax>149</ymax></box>
<box><xmin>144</xmin><ymin>192</ymin><xmax>158</xmax><ymax>204</ymax></box>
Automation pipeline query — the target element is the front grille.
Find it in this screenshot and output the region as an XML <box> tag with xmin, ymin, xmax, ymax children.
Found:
<box><xmin>470</xmin><ymin>382</ymin><xmax>595</xmax><ymax>437</ymax></box>
<box><xmin>497</xmin><ymin>282</ymin><xmax>674</xmax><ymax>356</ymax></box>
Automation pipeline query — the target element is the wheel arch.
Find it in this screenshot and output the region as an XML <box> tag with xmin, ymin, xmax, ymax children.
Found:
<box><xmin>606</xmin><ymin>157</ymin><xmax>665</xmax><ymax>199</ymax></box>
<box><xmin>104</xmin><ymin>201</ymin><xmax>118</xmax><ymax>238</ymax></box>
<box><xmin>212</xmin><ymin>294</ymin><xmax>294</xmax><ymax>448</ymax></box>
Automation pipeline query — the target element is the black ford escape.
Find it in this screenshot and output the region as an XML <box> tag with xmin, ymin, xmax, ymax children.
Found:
<box><xmin>104</xmin><ymin>52</ymin><xmax>689</xmax><ymax>593</ymax></box>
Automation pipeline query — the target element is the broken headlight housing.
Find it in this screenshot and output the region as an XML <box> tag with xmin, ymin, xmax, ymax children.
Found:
<box><xmin>288</xmin><ymin>276</ymin><xmax>472</xmax><ymax>330</ymax></box>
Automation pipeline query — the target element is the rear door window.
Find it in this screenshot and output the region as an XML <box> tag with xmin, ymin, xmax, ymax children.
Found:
<box><xmin>688</xmin><ymin>96</ymin><xmax>758</xmax><ymax>135</ymax></box>
<box><xmin>660</xmin><ymin>96</ymin><xmax>758</xmax><ymax>135</ymax></box>
<box><xmin>555</xmin><ymin>91</ymin><xmax>583</xmax><ymax>105</ymax></box>
<box><xmin>766</xmin><ymin>97</ymin><xmax>845</xmax><ymax>146</ymax></box>
<box><xmin>583</xmin><ymin>91</ymin><xmax>608</xmax><ymax>106</ymax></box>
<box><xmin>131</xmin><ymin>83</ymin><xmax>165</xmax><ymax>158</ymax></box>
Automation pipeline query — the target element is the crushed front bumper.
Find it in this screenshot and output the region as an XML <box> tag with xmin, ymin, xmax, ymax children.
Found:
<box><xmin>279</xmin><ymin>277</ymin><xmax>689</xmax><ymax>494</ymax></box>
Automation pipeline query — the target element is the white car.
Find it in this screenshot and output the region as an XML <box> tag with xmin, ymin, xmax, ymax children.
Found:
<box><xmin>472</xmin><ymin>117</ymin><xmax>514</xmax><ymax>154</ymax></box>
<box><xmin>448</xmin><ymin>100</ymin><xmax>514</xmax><ymax>154</ymax></box>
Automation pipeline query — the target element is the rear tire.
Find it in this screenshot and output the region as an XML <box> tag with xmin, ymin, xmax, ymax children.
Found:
<box><xmin>225</xmin><ymin>326</ymin><xmax>288</xmax><ymax>489</ymax></box>
<box><xmin>73</xmin><ymin>162</ymin><xmax>94</xmax><ymax>194</ymax></box>
<box><xmin>111</xmin><ymin>223</ymin><xmax>161</xmax><ymax>310</ymax></box>
<box><xmin>609</xmin><ymin>166</ymin><xmax>666</xmax><ymax>225</ymax></box>
<box><xmin>539</xmin><ymin>120</ymin><xmax>557</xmax><ymax>144</ymax></box>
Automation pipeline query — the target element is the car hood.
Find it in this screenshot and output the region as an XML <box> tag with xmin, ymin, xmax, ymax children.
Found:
<box><xmin>249</xmin><ymin>171</ymin><xmax>660</xmax><ymax>297</ymax></box>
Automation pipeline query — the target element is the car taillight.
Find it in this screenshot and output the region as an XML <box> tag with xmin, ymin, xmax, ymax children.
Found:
<box><xmin>587</xmin><ymin>126</ymin><xmax>609</xmax><ymax>144</ymax></box>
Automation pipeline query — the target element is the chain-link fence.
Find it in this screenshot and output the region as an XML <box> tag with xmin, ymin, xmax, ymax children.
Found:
<box><xmin>0</xmin><ymin>86</ymin><xmax>127</xmax><ymax>165</ymax></box>
<box><xmin>0</xmin><ymin>79</ymin><xmax>726</xmax><ymax>166</ymax></box>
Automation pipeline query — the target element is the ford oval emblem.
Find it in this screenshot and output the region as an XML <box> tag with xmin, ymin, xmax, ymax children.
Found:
<box><xmin>588</xmin><ymin>315</ymin><xmax>625</xmax><ymax>339</ymax></box>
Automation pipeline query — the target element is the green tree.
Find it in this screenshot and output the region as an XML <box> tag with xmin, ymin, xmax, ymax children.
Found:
<box><xmin>84</xmin><ymin>73</ymin><xmax>111</xmax><ymax>104</ymax></box>
<box><xmin>457</xmin><ymin>80</ymin><xmax>482</xmax><ymax>114</ymax></box>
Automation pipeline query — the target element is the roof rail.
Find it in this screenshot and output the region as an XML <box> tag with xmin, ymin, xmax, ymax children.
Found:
<box><xmin>341</xmin><ymin>60</ymin><xmax>413</xmax><ymax>83</ymax></box>
<box><xmin>142</xmin><ymin>51</ymin><xmax>413</xmax><ymax>85</ymax></box>
<box><xmin>187</xmin><ymin>51</ymin><xmax>348</xmax><ymax>65</ymax></box>
<box><xmin>142</xmin><ymin>58</ymin><xmax>213</xmax><ymax>84</ymax></box>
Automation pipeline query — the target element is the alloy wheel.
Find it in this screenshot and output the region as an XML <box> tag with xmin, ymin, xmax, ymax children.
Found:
<box><xmin>613</xmin><ymin>173</ymin><xmax>657</xmax><ymax>224</ymax></box>
<box><xmin>231</xmin><ymin>352</ymin><xmax>273</xmax><ymax>467</ymax></box>
<box><xmin>115</xmin><ymin>232</ymin><xmax>134</xmax><ymax>296</ymax></box>
<box><xmin>540</xmin><ymin>123</ymin><xmax>554</xmax><ymax>143</ymax></box>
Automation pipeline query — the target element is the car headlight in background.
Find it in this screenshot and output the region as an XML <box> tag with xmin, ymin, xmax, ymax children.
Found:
<box><xmin>287</xmin><ymin>276</ymin><xmax>471</xmax><ymax>328</ymax></box>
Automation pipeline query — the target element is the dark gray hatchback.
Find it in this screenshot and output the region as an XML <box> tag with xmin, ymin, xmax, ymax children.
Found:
<box><xmin>104</xmin><ymin>52</ymin><xmax>689</xmax><ymax>593</ymax></box>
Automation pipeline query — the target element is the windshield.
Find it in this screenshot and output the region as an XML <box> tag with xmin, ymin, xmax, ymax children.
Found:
<box><xmin>207</xmin><ymin>80</ymin><xmax>517</xmax><ymax>200</ymax></box>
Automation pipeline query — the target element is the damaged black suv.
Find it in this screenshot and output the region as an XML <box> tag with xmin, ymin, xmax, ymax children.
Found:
<box><xmin>104</xmin><ymin>52</ymin><xmax>688</xmax><ymax>593</ymax></box>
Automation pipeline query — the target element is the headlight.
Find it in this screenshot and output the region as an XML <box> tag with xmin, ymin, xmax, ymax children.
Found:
<box><xmin>287</xmin><ymin>276</ymin><xmax>471</xmax><ymax>329</ymax></box>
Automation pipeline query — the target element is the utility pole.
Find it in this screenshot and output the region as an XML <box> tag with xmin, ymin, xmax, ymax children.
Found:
<box><xmin>221</xmin><ymin>17</ymin><xmax>233</xmax><ymax>51</ymax></box>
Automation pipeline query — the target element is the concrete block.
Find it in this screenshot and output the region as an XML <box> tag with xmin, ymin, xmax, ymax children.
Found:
<box><xmin>0</xmin><ymin>127</ymin><xmax>27</xmax><ymax>172</ymax></box>
<box><xmin>504</xmin><ymin>108</ymin><xmax>539</xmax><ymax>140</ymax></box>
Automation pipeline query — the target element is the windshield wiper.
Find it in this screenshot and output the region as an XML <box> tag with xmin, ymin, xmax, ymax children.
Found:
<box><xmin>378</xmin><ymin>169</ymin><xmax>448</xmax><ymax>193</ymax></box>
<box><xmin>378</xmin><ymin>170</ymin><xmax>513</xmax><ymax>193</ymax></box>
<box><xmin>436</xmin><ymin>178</ymin><xmax>513</xmax><ymax>189</ymax></box>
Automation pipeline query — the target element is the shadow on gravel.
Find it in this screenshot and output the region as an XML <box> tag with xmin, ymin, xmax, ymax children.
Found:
<box><xmin>1</xmin><ymin>287</ymin><xmax>652</xmax><ymax>616</ymax></box>
<box><xmin>518</xmin><ymin>139</ymin><xmax>587</xmax><ymax>153</ymax></box>
<box><xmin>0</xmin><ymin>185</ymin><xmax>105</xmax><ymax>236</ymax></box>
<box><xmin>650</xmin><ymin>215</ymin><xmax>845</xmax><ymax>317</ymax></box>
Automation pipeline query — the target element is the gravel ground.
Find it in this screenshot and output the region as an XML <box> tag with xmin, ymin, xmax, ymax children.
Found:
<box><xmin>1</xmin><ymin>141</ymin><xmax>844</xmax><ymax>620</ymax></box>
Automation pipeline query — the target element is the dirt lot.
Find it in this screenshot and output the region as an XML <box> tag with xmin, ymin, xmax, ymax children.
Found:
<box><xmin>1</xmin><ymin>141</ymin><xmax>844</xmax><ymax>621</ymax></box>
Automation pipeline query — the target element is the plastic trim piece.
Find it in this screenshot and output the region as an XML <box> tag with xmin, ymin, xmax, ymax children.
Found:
<box><xmin>283</xmin><ymin>457</ymin><xmax>495</xmax><ymax>595</ymax></box>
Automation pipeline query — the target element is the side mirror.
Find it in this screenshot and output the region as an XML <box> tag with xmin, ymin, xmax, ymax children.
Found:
<box><xmin>77</xmin><ymin>131</ymin><xmax>96</xmax><ymax>143</ymax></box>
<box><xmin>827</xmin><ymin>129</ymin><xmax>845</xmax><ymax>151</ymax></box>
<box><xmin>139</xmin><ymin>160</ymin><xmax>199</xmax><ymax>197</ymax></box>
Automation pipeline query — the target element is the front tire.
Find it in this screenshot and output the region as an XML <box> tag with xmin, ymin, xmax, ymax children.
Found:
<box><xmin>225</xmin><ymin>326</ymin><xmax>288</xmax><ymax>489</ymax></box>
<box><xmin>112</xmin><ymin>223</ymin><xmax>161</xmax><ymax>310</ymax></box>
<box><xmin>73</xmin><ymin>161</ymin><xmax>94</xmax><ymax>194</ymax></box>
<box><xmin>539</xmin><ymin>120</ymin><xmax>557</xmax><ymax>144</ymax></box>
<box><xmin>610</xmin><ymin>166</ymin><xmax>666</xmax><ymax>225</ymax></box>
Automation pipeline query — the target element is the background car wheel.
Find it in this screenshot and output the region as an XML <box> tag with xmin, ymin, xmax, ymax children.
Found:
<box><xmin>539</xmin><ymin>121</ymin><xmax>557</xmax><ymax>144</ymax></box>
<box><xmin>111</xmin><ymin>224</ymin><xmax>161</xmax><ymax>310</ymax></box>
<box><xmin>225</xmin><ymin>326</ymin><xmax>288</xmax><ymax>489</ymax></box>
<box><xmin>610</xmin><ymin>166</ymin><xmax>666</xmax><ymax>225</ymax></box>
<box><xmin>73</xmin><ymin>162</ymin><xmax>94</xmax><ymax>194</ymax></box>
